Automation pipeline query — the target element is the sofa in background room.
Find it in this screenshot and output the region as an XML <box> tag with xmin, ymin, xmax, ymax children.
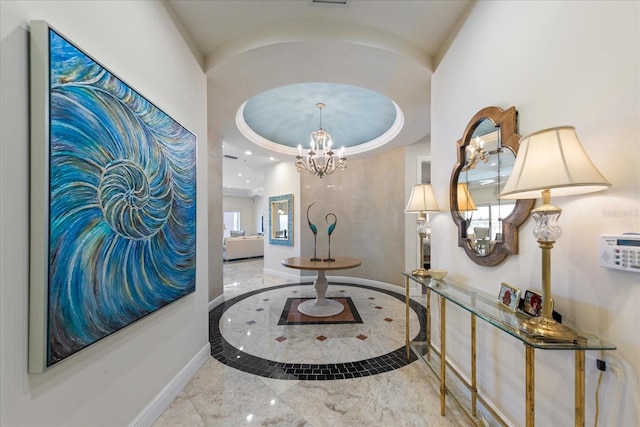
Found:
<box><xmin>223</xmin><ymin>235</ymin><xmax>264</xmax><ymax>261</ymax></box>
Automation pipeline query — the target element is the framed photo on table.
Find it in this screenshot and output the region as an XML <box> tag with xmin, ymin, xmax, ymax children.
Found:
<box><xmin>497</xmin><ymin>282</ymin><xmax>521</xmax><ymax>312</ymax></box>
<box><xmin>522</xmin><ymin>290</ymin><xmax>550</xmax><ymax>317</ymax></box>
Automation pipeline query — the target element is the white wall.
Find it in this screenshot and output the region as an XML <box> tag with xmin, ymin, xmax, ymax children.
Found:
<box><xmin>0</xmin><ymin>1</ymin><xmax>209</xmax><ymax>425</ymax></box>
<box><xmin>404</xmin><ymin>138</ymin><xmax>432</xmax><ymax>274</ymax></box>
<box><xmin>208</xmin><ymin>129</ymin><xmax>224</xmax><ymax>303</ymax></box>
<box><xmin>263</xmin><ymin>162</ymin><xmax>302</xmax><ymax>275</ymax></box>
<box><xmin>299</xmin><ymin>148</ymin><xmax>406</xmax><ymax>286</ymax></box>
<box><xmin>254</xmin><ymin>195</ymin><xmax>266</xmax><ymax>234</ymax></box>
<box><xmin>222</xmin><ymin>195</ymin><xmax>259</xmax><ymax>235</ymax></box>
<box><xmin>431</xmin><ymin>1</ymin><xmax>639</xmax><ymax>426</ymax></box>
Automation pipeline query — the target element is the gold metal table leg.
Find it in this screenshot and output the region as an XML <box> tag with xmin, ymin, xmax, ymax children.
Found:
<box><xmin>575</xmin><ymin>350</ymin><xmax>585</xmax><ymax>427</ymax></box>
<box><xmin>440</xmin><ymin>296</ymin><xmax>446</xmax><ymax>416</ymax></box>
<box><xmin>471</xmin><ymin>314</ymin><xmax>477</xmax><ymax>417</ymax></box>
<box><xmin>405</xmin><ymin>277</ymin><xmax>410</xmax><ymax>360</ymax></box>
<box><xmin>426</xmin><ymin>288</ymin><xmax>431</xmax><ymax>362</ymax></box>
<box><xmin>526</xmin><ymin>345</ymin><xmax>535</xmax><ymax>427</ymax></box>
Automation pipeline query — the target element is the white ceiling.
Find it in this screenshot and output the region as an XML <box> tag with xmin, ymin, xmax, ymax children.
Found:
<box><xmin>165</xmin><ymin>0</ymin><xmax>473</xmax><ymax>197</ymax></box>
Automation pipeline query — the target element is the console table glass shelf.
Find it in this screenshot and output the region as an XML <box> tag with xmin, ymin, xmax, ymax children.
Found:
<box><xmin>403</xmin><ymin>272</ymin><xmax>615</xmax><ymax>427</ymax></box>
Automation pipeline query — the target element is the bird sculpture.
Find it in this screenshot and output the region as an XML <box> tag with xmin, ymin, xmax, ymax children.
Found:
<box><xmin>324</xmin><ymin>213</ymin><xmax>337</xmax><ymax>262</ymax></box>
<box><xmin>306</xmin><ymin>203</ymin><xmax>321</xmax><ymax>261</ymax></box>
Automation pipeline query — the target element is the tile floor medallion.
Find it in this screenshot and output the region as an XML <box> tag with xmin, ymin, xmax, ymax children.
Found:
<box><xmin>209</xmin><ymin>282</ymin><xmax>427</xmax><ymax>381</ymax></box>
<box><xmin>278</xmin><ymin>297</ymin><xmax>362</xmax><ymax>325</ymax></box>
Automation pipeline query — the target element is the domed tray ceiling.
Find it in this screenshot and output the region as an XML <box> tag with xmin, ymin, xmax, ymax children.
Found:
<box><xmin>238</xmin><ymin>82</ymin><xmax>403</xmax><ymax>155</ymax></box>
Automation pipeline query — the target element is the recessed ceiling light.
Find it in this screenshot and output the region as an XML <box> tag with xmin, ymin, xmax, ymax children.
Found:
<box><xmin>269</xmin><ymin>157</ymin><xmax>276</xmax><ymax>161</ymax></box>
<box><xmin>245</xmin><ymin>150</ymin><xmax>252</xmax><ymax>155</ymax></box>
<box><xmin>246</xmin><ymin>180</ymin><xmax>250</xmax><ymax>183</ymax></box>
<box><xmin>237</xmin><ymin>173</ymin><xmax>243</xmax><ymax>177</ymax></box>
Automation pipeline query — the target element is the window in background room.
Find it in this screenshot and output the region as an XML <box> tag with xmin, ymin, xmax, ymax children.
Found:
<box><xmin>224</xmin><ymin>210</ymin><xmax>241</xmax><ymax>237</ymax></box>
<box><xmin>421</xmin><ymin>161</ymin><xmax>431</xmax><ymax>184</ymax></box>
<box><xmin>490</xmin><ymin>202</ymin><xmax>515</xmax><ymax>241</ymax></box>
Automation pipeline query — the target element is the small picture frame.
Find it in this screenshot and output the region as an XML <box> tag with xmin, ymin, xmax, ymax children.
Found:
<box><xmin>522</xmin><ymin>290</ymin><xmax>551</xmax><ymax>317</ymax></box>
<box><xmin>497</xmin><ymin>282</ymin><xmax>521</xmax><ymax>312</ymax></box>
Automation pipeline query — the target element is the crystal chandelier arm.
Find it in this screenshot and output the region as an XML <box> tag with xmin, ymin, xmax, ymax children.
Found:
<box><xmin>308</xmin><ymin>153</ymin><xmax>319</xmax><ymax>172</ymax></box>
<box><xmin>296</xmin><ymin>154</ymin><xmax>317</xmax><ymax>174</ymax></box>
<box><xmin>322</xmin><ymin>153</ymin><xmax>334</xmax><ymax>175</ymax></box>
<box><xmin>295</xmin><ymin>102</ymin><xmax>347</xmax><ymax>178</ymax></box>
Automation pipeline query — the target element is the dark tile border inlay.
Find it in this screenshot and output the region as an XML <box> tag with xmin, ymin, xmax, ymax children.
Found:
<box><xmin>209</xmin><ymin>282</ymin><xmax>427</xmax><ymax>380</ymax></box>
<box><xmin>277</xmin><ymin>296</ymin><xmax>363</xmax><ymax>325</ymax></box>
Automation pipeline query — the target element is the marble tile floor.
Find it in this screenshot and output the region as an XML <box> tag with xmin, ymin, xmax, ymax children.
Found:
<box><xmin>154</xmin><ymin>258</ymin><xmax>468</xmax><ymax>427</ymax></box>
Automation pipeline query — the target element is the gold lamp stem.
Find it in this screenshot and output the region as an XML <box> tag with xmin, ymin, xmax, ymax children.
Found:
<box><xmin>522</xmin><ymin>189</ymin><xmax>578</xmax><ymax>341</ymax></box>
<box><xmin>540</xmin><ymin>240</ymin><xmax>554</xmax><ymax>319</ymax></box>
<box><xmin>538</xmin><ymin>189</ymin><xmax>555</xmax><ymax>320</ymax></box>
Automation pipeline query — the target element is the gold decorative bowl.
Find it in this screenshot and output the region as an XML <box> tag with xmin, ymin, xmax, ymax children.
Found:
<box><xmin>428</xmin><ymin>269</ymin><xmax>448</xmax><ymax>280</ymax></box>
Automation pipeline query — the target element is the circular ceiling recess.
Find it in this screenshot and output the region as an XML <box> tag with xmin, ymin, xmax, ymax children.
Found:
<box><xmin>236</xmin><ymin>82</ymin><xmax>404</xmax><ymax>156</ymax></box>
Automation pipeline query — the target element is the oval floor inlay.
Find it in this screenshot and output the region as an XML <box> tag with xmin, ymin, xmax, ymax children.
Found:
<box><xmin>209</xmin><ymin>282</ymin><xmax>427</xmax><ymax>380</ymax></box>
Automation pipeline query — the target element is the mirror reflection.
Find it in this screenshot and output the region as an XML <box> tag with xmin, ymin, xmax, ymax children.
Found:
<box><xmin>272</xmin><ymin>201</ymin><xmax>289</xmax><ymax>239</ymax></box>
<box><xmin>450</xmin><ymin>106</ymin><xmax>534</xmax><ymax>266</ymax></box>
<box><xmin>459</xmin><ymin>121</ymin><xmax>516</xmax><ymax>254</ymax></box>
<box><xmin>268</xmin><ymin>194</ymin><xmax>294</xmax><ymax>246</ymax></box>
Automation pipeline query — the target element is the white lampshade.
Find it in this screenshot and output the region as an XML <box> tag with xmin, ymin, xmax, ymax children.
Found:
<box><xmin>456</xmin><ymin>183</ymin><xmax>477</xmax><ymax>211</ymax></box>
<box><xmin>405</xmin><ymin>183</ymin><xmax>441</xmax><ymax>213</ymax></box>
<box><xmin>500</xmin><ymin>126</ymin><xmax>610</xmax><ymax>199</ymax></box>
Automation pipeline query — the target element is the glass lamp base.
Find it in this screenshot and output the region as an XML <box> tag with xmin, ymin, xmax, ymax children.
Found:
<box><xmin>522</xmin><ymin>316</ymin><xmax>578</xmax><ymax>341</ymax></box>
<box><xmin>412</xmin><ymin>268</ymin><xmax>430</xmax><ymax>277</ymax></box>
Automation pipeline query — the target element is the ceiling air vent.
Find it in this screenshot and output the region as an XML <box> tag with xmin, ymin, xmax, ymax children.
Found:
<box><xmin>312</xmin><ymin>0</ymin><xmax>347</xmax><ymax>4</ymax></box>
<box><xmin>223</xmin><ymin>154</ymin><xmax>238</xmax><ymax>160</ymax></box>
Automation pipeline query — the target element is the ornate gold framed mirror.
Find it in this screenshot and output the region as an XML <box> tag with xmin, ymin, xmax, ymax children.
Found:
<box><xmin>449</xmin><ymin>106</ymin><xmax>535</xmax><ymax>266</ymax></box>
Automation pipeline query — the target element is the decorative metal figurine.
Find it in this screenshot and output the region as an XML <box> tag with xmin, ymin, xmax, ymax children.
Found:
<box><xmin>306</xmin><ymin>203</ymin><xmax>321</xmax><ymax>261</ymax></box>
<box><xmin>324</xmin><ymin>213</ymin><xmax>337</xmax><ymax>262</ymax></box>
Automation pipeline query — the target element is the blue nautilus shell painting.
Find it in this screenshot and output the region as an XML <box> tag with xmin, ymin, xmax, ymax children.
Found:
<box><xmin>45</xmin><ymin>29</ymin><xmax>196</xmax><ymax>366</ymax></box>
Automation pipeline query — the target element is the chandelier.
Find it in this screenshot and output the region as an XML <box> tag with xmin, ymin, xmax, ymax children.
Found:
<box><xmin>295</xmin><ymin>103</ymin><xmax>347</xmax><ymax>178</ymax></box>
<box><xmin>463</xmin><ymin>136</ymin><xmax>489</xmax><ymax>171</ymax></box>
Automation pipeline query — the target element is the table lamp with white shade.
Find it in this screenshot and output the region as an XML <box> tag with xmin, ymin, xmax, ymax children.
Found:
<box><xmin>457</xmin><ymin>182</ymin><xmax>477</xmax><ymax>212</ymax></box>
<box><xmin>405</xmin><ymin>183</ymin><xmax>441</xmax><ymax>277</ymax></box>
<box><xmin>456</xmin><ymin>182</ymin><xmax>477</xmax><ymax>235</ymax></box>
<box><xmin>499</xmin><ymin>126</ymin><xmax>611</xmax><ymax>340</ymax></box>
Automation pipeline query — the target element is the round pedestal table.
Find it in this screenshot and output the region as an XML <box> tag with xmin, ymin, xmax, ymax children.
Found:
<box><xmin>281</xmin><ymin>256</ymin><xmax>361</xmax><ymax>317</ymax></box>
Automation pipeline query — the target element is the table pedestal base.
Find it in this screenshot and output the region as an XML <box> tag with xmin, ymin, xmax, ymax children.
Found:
<box><xmin>297</xmin><ymin>270</ymin><xmax>345</xmax><ymax>317</ymax></box>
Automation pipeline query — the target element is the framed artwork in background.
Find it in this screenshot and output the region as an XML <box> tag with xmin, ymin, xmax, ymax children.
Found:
<box><xmin>29</xmin><ymin>21</ymin><xmax>197</xmax><ymax>372</ymax></box>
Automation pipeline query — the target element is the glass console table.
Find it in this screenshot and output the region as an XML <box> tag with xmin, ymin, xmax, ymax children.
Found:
<box><xmin>403</xmin><ymin>272</ymin><xmax>615</xmax><ymax>427</ymax></box>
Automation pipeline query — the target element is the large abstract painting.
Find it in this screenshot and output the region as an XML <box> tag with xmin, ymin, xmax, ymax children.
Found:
<box><xmin>29</xmin><ymin>21</ymin><xmax>196</xmax><ymax>372</ymax></box>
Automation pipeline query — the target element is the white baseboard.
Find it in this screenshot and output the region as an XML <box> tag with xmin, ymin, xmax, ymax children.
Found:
<box><xmin>261</xmin><ymin>269</ymin><xmax>405</xmax><ymax>291</ymax></box>
<box><xmin>260</xmin><ymin>271</ymin><xmax>404</xmax><ymax>293</ymax></box>
<box><xmin>206</xmin><ymin>275</ymin><xmax>400</xmax><ymax>311</ymax></box>
<box><xmin>325</xmin><ymin>275</ymin><xmax>404</xmax><ymax>293</ymax></box>
<box><xmin>263</xmin><ymin>267</ymin><xmax>313</xmax><ymax>282</ymax></box>
<box><xmin>130</xmin><ymin>343</ymin><xmax>210</xmax><ymax>427</ymax></box>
